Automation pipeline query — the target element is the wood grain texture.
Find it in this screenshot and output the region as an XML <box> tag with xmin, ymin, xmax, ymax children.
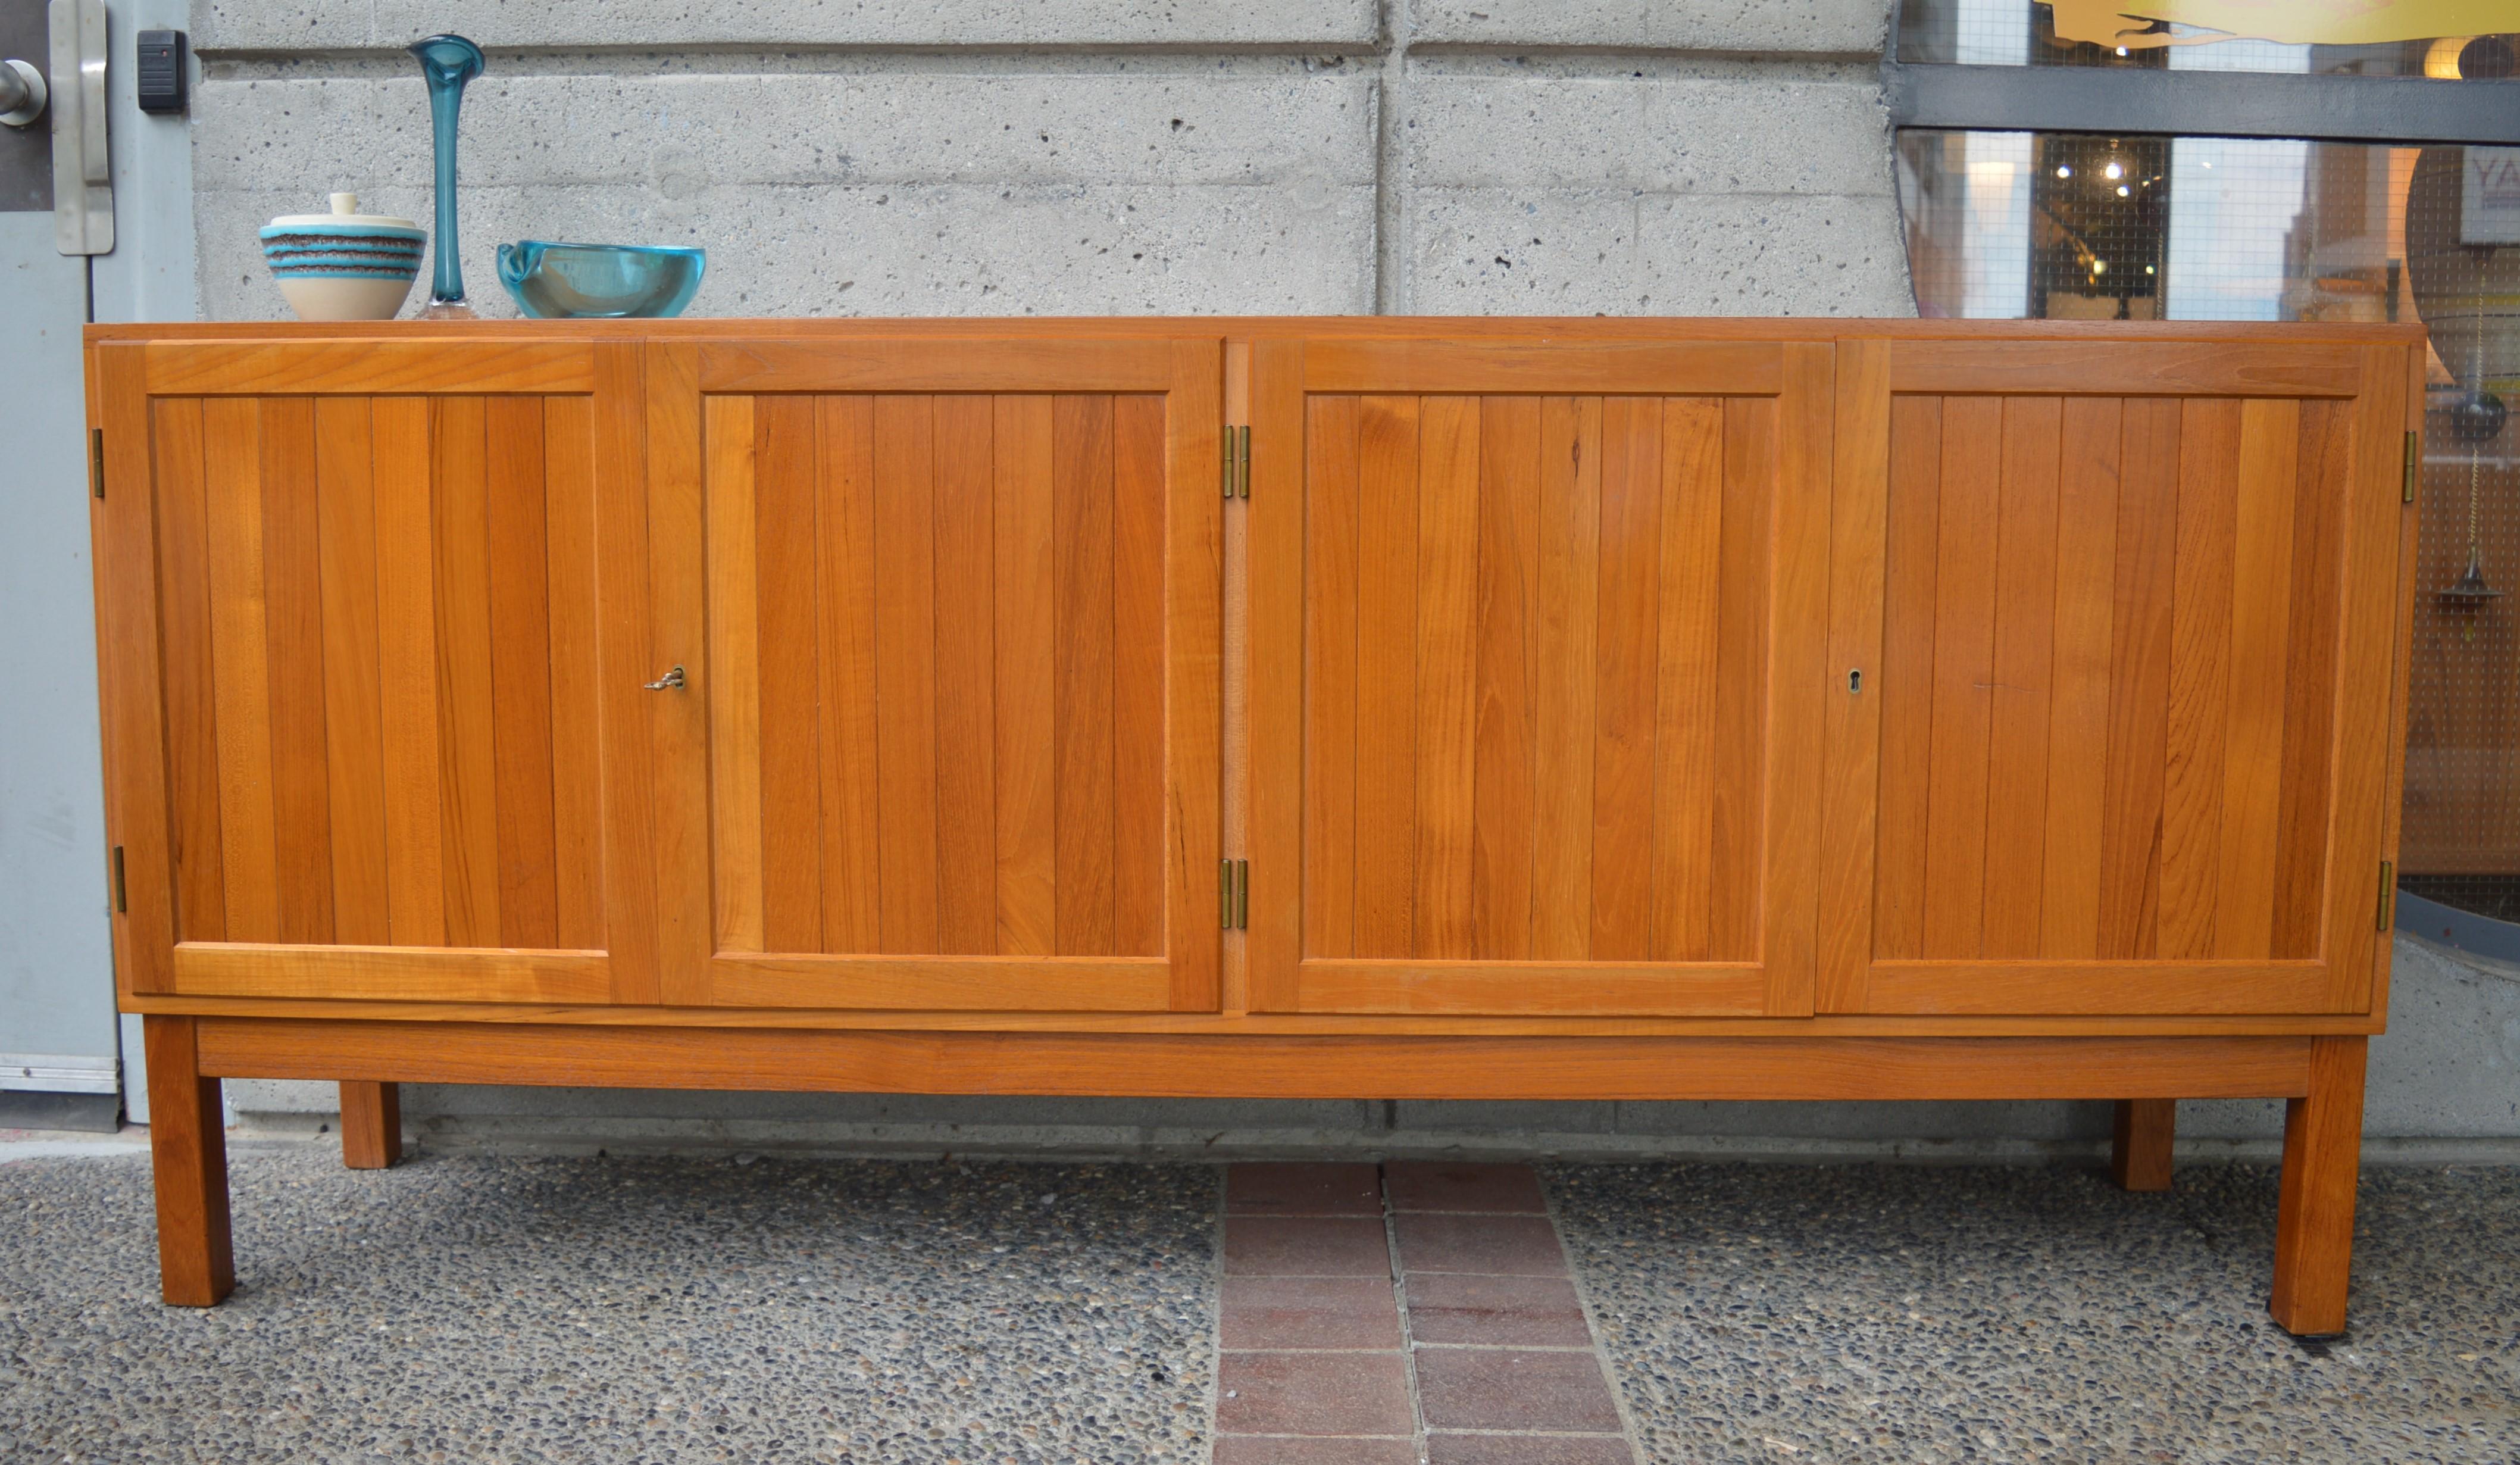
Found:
<box><xmin>2111</xmin><ymin>1097</ymin><xmax>2175</xmax><ymax>1192</ymax></box>
<box><xmin>1592</xmin><ymin>395</ymin><xmax>1665</xmax><ymax>963</ymax></box>
<box><xmin>202</xmin><ymin>396</ymin><xmax>279</xmax><ymax>944</ymax></box>
<box><xmin>314</xmin><ymin>398</ymin><xmax>389</xmax><ymax>947</ymax></box>
<box><xmin>1817</xmin><ymin>344</ymin><xmax>1889</xmax><ymax>1009</ymax></box>
<box><xmin>1471</xmin><ymin>395</ymin><xmax>1540</xmax><ymax>961</ymax></box>
<box><xmin>755</xmin><ymin>394</ymin><xmax>824</xmax><ymax>952</ymax></box>
<box><xmin>337</xmin><ymin>1080</ymin><xmax>402</xmax><ymax>1169</ymax></box>
<box><xmin>1111</xmin><ymin>393</ymin><xmax>1167</xmax><ymax>961</ymax></box>
<box><xmin>2039</xmin><ymin>398</ymin><xmax>2122</xmax><ymax>960</ymax></box>
<box><xmin>2161</xmin><ymin>398</ymin><xmax>2241</xmax><ymax>961</ymax></box>
<box><xmin>259</xmin><ymin>397</ymin><xmax>335</xmax><ymax>947</ymax></box>
<box><xmin>96</xmin><ymin>345</ymin><xmax>180</xmax><ymax>997</ymax></box>
<box><xmin>430</xmin><ymin>396</ymin><xmax>501</xmax><ymax>948</ymax></box>
<box><xmin>193</xmin><ymin>1019</ymin><xmax>2317</xmax><ymax>1102</ymax></box>
<box><xmin>154</xmin><ymin>396</ymin><xmax>226</xmax><ymax>945</ymax></box>
<box><xmin>2097</xmin><ymin>399</ymin><xmax>2182</xmax><ymax>962</ymax></box>
<box><xmin>1050</xmin><ymin>394</ymin><xmax>1115</xmax><ymax>957</ymax></box>
<box><xmin>1886</xmin><ymin>341</ymin><xmax>2362</xmax><ymax>398</ymax></box>
<box><xmin>1354</xmin><ymin>395</ymin><xmax>1422</xmax><ymax>958</ymax></box>
<box><xmin>1872</xmin><ymin>396</ymin><xmax>1942</xmax><ymax>964</ymax></box>
<box><xmin>1305</xmin><ymin>340</ymin><xmax>1781</xmax><ymax>396</ymax></box>
<box><xmin>642</xmin><ymin>343</ymin><xmax>715</xmax><ymax>1003</ymax></box>
<box><xmin>1980</xmin><ymin>397</ymin><xmax>2061</xmax><ymax>960</ymax></box>
<box><xmin>878</xmin><ymin>393</ymin><xmax>946</xmax><ymax>955</ymax></box>
<box><xmin>142</xmin><ymin>1016</ymin><xmax>233</xmax><ymax>1306</ymax></box>
<box><xmin>170</xmin><ymin>942</ymin><xmax>611</xmax><ymax>1003</ymax></box>
<box><xmin>2269</xmin><ymin>1035</ymin><xmax>2368</xmax><ymax>1335</ymax></box>
<box><xmin>704</xmin><ymin>395</ymin><xmax>765</xmax><ymax>952</ymax></box>
<box><xmin>815</xmin><ymin>394</ymin><xmax>884</xmax><ymax>955</ymax></box>
<box><xmin>371</xmin><ymin>398</ymin><xmax>447</xmax><ymax>948</ymax></box>
<box><xmin>486</xmin><ymin>396</ymin><xmax>558</xmax><ymax>950</ymax></box>
<box><xmin>544</xmin><ymin>397</ymin><xmax>606</xmax><ymax>951</ymax></box>
<box><xmin>1531</xmin><ymin>396</ymin><xmax>1602</xmax><ymax>962</ymax></box>
<box><xmin>595</xmin><ymin>342</ymin><xmax>662</xmax><ymax>1002</ymax></box>
<box><xmin>1412</xmin><ymin>395</ymin><xmax>1481</xmax><ymax>962</ymax></box>
<box><xmin>993</xmin><ymin>395</ymin><xmax>1059</xmax><ymax>957</ymax></box>
<box><xmin>1303</xmin><ymin>394</ymin><xmax>1361</xmax><ymax>958</ymax></box>
<box><xmin>937</xmin><ymin>394</ymin><xmax>1003</xmax><ymax>956</ymax></box>
<box><xmin>1921</xmin><ymin>396</ymin><xmax>2002</xmax><ymax>959</ymax></box>
<box><xmin>1651</xmin><ymin>399</ymin><xmax>1726</xmax><ymax>963</ymax></box>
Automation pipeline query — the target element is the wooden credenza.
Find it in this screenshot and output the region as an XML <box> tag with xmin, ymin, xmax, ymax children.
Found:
<box><xmin>86</xmin><ymin>319</ymin><xmax>2423</xmax><ymax>1333</ymax></box>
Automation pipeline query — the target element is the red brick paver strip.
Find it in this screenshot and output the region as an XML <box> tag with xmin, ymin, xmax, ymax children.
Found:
<box><xmin>1217</xmin><ymin>1350</ymin><xmax>1416</xmax><ymax>1435</ymax></box>
<box><xmin>1221</xmin><ymin>1276</ymin><xmax>1406</xmax><ymax>1350</ymax></box>
<box><xmin>1223</xmin><ymin>1215</ymin><xmax>1395</xmax><ymax>1276</ymax></box>
<box><xmin>1211</xmin><ymin>1162</ymin><xmax>1639</xmax><ymax>1464</ymax></box>
<box><xmin>1395</xmin><ymin>1211</ymin><xmax>1571</xmax><ymax>1276</ymax></box>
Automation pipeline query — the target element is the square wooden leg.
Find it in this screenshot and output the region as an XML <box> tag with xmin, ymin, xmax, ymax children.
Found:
<box><xmin>2269</xmin><ymin>1036</ymin><xmax>2368</xmax><ymax>1337</ymax></box>
<box><xmin>339</xmin><ymin>1080</ymin><xmax>403</xmax><ymax>1170</ymax></box>
<box><xmin>142</xmin><ymin>1016</ymin><xmax>235</xmax><ymax>1307</ymax></box>
<box><xmin>2111</xmin><ymin>1099</ymin><xmax>2177</xmax><ymax>1192</ymax></box>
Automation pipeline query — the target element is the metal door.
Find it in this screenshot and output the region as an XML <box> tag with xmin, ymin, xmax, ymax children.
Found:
<box><xmin>0</xmin><ymin>0</ymin><xmax>115</xmax><ymax>1127</ymax></box>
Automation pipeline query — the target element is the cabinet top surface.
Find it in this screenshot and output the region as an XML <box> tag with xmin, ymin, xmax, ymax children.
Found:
<box><xmin>86</xmin><ymin>316</ymin><xmax>2431</xmax><ymax>346</ymax></box>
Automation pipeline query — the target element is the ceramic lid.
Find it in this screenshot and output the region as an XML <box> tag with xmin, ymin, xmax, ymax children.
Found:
<box><xmin>265</xmin><ymin>192</ymin><xmax>421</xmax><ymax>230</ymax></box>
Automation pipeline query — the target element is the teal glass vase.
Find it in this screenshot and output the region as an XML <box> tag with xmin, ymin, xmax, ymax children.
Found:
<box><xmin>408</xmin><ymin>35</ymin><xmax>485</xmax><ymax>311</ymax></box>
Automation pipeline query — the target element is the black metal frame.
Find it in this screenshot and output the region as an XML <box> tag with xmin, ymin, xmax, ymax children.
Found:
<box><xmin>1887</xmin><ymin>59</ymin><xmax>2520</xmax><ymax>147</ymax></box>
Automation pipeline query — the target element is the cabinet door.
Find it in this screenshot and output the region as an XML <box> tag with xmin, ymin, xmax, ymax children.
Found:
<box><xmin>93</xmin><ymin>341</ymin><xmax>650</xmax><ymax>1005</ymax></box>
<box><xmin>1819</xmin><ymin>339</ymin><xmax>2416</xmax><ymax>1017</ymax></box>
<box><xmin>1246</xmin><ymin>339</ymin><xmax>1834</xmax><ymax>1016</ymax></box>
<box><xmin>656</xmin><ymin>338</ymin><xmax>1221</xmax><ymax>1011</ymax></box>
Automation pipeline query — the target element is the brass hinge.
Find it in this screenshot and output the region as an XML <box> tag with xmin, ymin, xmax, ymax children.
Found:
<box><xmin>1220</xmin><ymin>425</ymin><xmax>1249</xmax><ymax>499</ymax></box>
<box><xmin>2403</xmin><ymin>431</ymin><xmax>2419</xmax><ymax>504</ymax></box>
<box><xmin>1219</xmin><ymin>858</ymin><xmax>1248</xmax><ymax>929</ymax></box>
<box><xmin>90</xmin><ymin>428</ymin><xmax>105</xmax><ymax>499</ymax></box>
<box><xmin>2376</xmin><ymin>859</ymin><xmax>2394</xmax><ymax>931</ymax></box>
<box><xmin>111</xmin><ymin>846</ymin><xmax>126</xmax><ymax>914</ymax></box>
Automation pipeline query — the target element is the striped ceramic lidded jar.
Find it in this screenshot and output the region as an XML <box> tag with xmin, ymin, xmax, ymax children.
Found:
<box><xmin>258</xmin><ymin>192</ymin><xmax>426</xmax><ymax>321</ymax></box>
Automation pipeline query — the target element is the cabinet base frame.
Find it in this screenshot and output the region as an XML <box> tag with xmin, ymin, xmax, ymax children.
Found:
<box><xmin>143</xmin><ymin>1016</ymin><xmax>2366</xmax><ymax>1333</ymax></box>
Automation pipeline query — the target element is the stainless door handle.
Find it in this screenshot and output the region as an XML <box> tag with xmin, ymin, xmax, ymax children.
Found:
<box><xmin>643</xmin><ymin>666</ymin><xmax>686</xmax><ymax>691</ymax></box>
<box><xmin>49</xmin><ymin>0</ymin><xmax>111</xmax><ymax>254</ymax></box>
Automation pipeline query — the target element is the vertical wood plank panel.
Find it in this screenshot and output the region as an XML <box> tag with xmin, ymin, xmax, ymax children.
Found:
<box><xmin>371</xmin><ymin>398</ymin><xmax>445</xmax><ymax>946</ymax></box>
<box><xmin>1111</xmin><ymin>393</ymin><xmax>1167</xmax><ymax>960</ymax></box>
<box><xmin>2161</xmin><ymin>398</ymin><xmax>2242</xmax><ymax>960</ymax></box>
<box><xmin>314</xmin><ymin>398</ymin><xmax>388</xmax><ymax>945</ymax></box>
<box><xmin>1412</xmin><ymin>395</ymin><xmax>1481</xmax><ymax>961</ymax></box>
<box><xmin>154</xmin><ymin>399</ymin><xmax>226</xmax><ymax>942</ymax></box>
<box><xmin>1980</xmin><ymin>396</ymin><xmax>2061</xmax><ymax>959</ymax></box>
<box><xmin>877</xmin><ymin>394</ymin><xmax>944</xmax><ymax>954</ymax></box>
<box><xmin>639</xmin><ymin>342</ymin><xmax>716</xmax><ymax>1000</ymax></box>
<box><xmin>815</xmin><ymin>395</ymin><xmax>884</xmax><ymax>954</ymax></box>
<box><xmin>1303</xmin><ymin>395</ymin><xmax>1361</xmax><ymax>958</ymax></box>
<box><xmin>202</xmin><ymin>397</ymin><xmax>279</xmax><ymax>943</ymax></box>
<box><xmin>705</xmin><ymin>395</ymin><xmax>765</xmax><ymax>951</ymax></box>
<box><xmin>935</xmin><ymin>394</ymin><xmax>1001</xmax><ymax>955</ymax></box>
<box><xmin>1353</xmin><ymin>394</ymin><xmax>1421</xmax><ymax>957</ymax></box>
<box><xmin>1590</xmin><ymin>396</ymin><xmax>1662</xmax><ymax>961</ymax></box>
<box><xmin>2097</xmin><ymin>399</ymin><xmax>2183</xmax><ymax>960</ymax></box>
<box><xmin>1919</xmin><ymin>396</ymin><xmax>2002</xmax><ymax>959</ymax></box>
<box><xmin>1472</xmin><ymin>395</ymin><xmax>1541</xmax><ymax>960</ymax></box>
<box><xmin>2217</xmin><ymin>398</ymin><xmax>2301</xmax><ymax>958</ymax></box>
<box><xmin>1711</xmin><ymin>395</ymin><xmax>1775</xmax><ymax>963</ymax></box>
<box><xmin>1532</xmin><ymin>396</ymin><xmax>1602</xmax><ymax>961</ymax></box>
<box><xmin>2040</xmin><ymin>397</ymin><xmax>2122</xmax><ymax>959</ymax></box>
<box><xmin>1050</xmin><ymin>394</ymin><xmax>1115</xmax><ymax>956</ymax></box>
<box><xmin>993</xmin><ymin>395</ymin><xmax>1058</xmax><ymax>957</ymax></box>
<box><xmin>1818</xmin><ymin>342</ymin><xmax>1891</xmax><ymax>1008</ymax></box>
<box><xmin>430</xmin><ymin>397</ymin><xmax>501</xmax><ymax>947</ymax></box>
<box><xmin>1650</xmin><ymin>398</ymin><xmax>1725</xmax><ymax>962</ymax></box>
<box><xmin>1873</xmin><ymin>396</ymin><xmax>1943</xmax><ymax>961</ymax></box>
<box><xmin>484</xmin><ymin>396</ymin><xmax>558</xmax><ymax>949</ymax></box>
<box><xmin>259</xmin><ymin>398</ymin><xmax>334</xmax><ymax>945</ymax></box>
<box><xmin>542</xmin><ymin>396</ymin><xmax>604</xmax><ymax>950</ymax></box>
<box><xmin>2273</xmin><ymin>401</ymin><xmax>2347</xmax><ymax>958</ymax></box>
<box><xmin>757</xmin><ymin>396</ymin><xmax>826</xmax><ymax>952</ymax></box>
<box><xmin>590</xmin><ymin>342</ymin><xmax>659</xmax><ymax>998</ymax></box>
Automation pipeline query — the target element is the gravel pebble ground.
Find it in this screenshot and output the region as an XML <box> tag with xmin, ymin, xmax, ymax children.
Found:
<box><xmin>0</xmin><ymin>1146</ymin><xmax>1218</xmax><ymax>1464</ymax></box>
<box><xmin>1546</xmin><ymin>1161</ymin><xmax>2520</xmax><ymax>1465</ymax></box>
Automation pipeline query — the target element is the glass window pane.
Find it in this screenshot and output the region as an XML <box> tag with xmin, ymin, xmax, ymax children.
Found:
<box><xmin>1897</xmin><ymin>0</ymin><xmax>2518</xmax><ymax>80</ymax></box>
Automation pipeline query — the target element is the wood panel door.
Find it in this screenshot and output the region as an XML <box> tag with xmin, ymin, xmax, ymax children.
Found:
<box><xmin>659</xmin><ymin>338</ymin><xmax>1221</xmax><ymax>1011</ymax></box>
<box><xmin>1246</xmin><ymin>339</ymin><xmax>1835</xmax><ymax>1015</ymax></box>
<box><xmin>1820</xmin><ymin>340</ymin><xmax>2419</xmax><ymax>1017</ymax></box>
<box><xmin>92</xmin><ymin>341</ymin><xmax>653</xmax><ymax>1005</ymax></box>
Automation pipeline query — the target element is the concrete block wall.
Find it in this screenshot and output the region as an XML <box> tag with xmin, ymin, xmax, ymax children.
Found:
<box><xmin>190</xmin><ymin>0</ymin><xmax>2520</xmax><ymax>1155</ymax></box>
<box><xmin>190</xmin><ymin>0</ymin><xmax>1906</xmax><ymax>320</ymax></box>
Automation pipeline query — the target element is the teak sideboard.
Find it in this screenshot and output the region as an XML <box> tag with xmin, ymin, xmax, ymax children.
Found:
<box><xmin>84</xmin><ymin>318</ymin><xmax>2424</xmax><ymax>1334</ymax></box>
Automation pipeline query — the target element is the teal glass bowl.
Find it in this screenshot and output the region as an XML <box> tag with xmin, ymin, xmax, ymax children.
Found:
<box><xmin>495</xmin><ymin>240</ymin><xmax>704</xmax><ymax>318</ymax></box>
